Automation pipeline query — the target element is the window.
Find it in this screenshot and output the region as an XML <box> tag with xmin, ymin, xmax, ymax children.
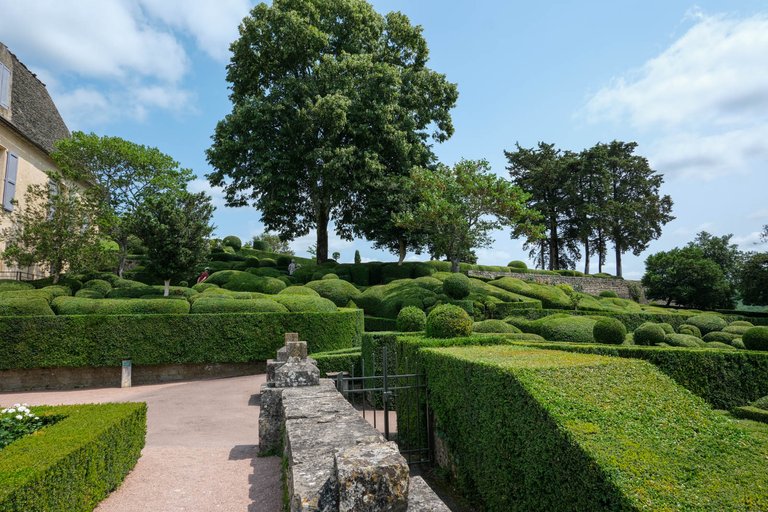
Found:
<box><xmin>0</xmin><ymin>63</ymin><xmax>10</xmax><ymax>108</ymax></box>
<box><xmin>2</xmin><ymin>152</ymin><xmax>18</xmax><ymax>211</ymax></box>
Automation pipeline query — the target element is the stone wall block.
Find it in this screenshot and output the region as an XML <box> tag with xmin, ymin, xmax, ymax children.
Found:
<box><xmin>335</xmin><ymin>441</ymin><xmax>409</xmax><ymax>512</ymax></box>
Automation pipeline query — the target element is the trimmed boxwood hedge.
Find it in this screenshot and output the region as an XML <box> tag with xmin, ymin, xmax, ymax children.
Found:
<box><xmin>512</xmin><ymin>341</ymin><xmax>768</xmax><ymax>409</ymax></box>
<box><xmin>0</xmin><ymin>297</ymin><xmax>55</xmax><ymax>316</ymax></box>
<box><xmin>364</xmin><ymin>316</ymin><xmax>397</xmax><ymax>332</ymax></box>
<box><xmin>189</xmin><ymin>298</ymin><xmax>289</xmax><ymax>314</ymax></box>
<box><xmin>305</xmin><ymin>279</ymin><xmax>361</xmax><ymax>307</ymax></box>
<box><xmin>0</xmin><ymin>310</ymin><xmax>363</xmax><ymax>370</ymax></box>
<box><xmin>504</xmin><ymin>308</ymin><xmax>697</xmax><ymax>332</ymax></box>
<box><xmin>312</xmin><ymin>347</ymin><xmax>362</xmax><ymax>377</ymax></box>
<box><xmin>52</xmin><ymin>296</ymin><xmax>191</xmax><ymax>315</ymax></box>
<box><xmin>732</xmin><ymin>406</ymin><xmax>768</xmax><ymax>423</ymax></box>
<box><xmin>0</xmin><ymin>403</ymin><xmax>146</xmax><ymax>511</ymax></box>
<box><xmin>420</xmin><ymin>345</ymin><xmax>768</xmax><ymax>511</ymax></box>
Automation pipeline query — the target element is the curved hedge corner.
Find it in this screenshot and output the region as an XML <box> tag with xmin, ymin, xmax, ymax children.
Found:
<box><xmin>0</xmin><ymin>403</ymin><xmax>146</xmax><ymax>511</ymax></box>
<box><xmin>421</xmin><ymin>345</ymin><xmax>768</xmax><ymax>511</ymax></box>
<box><xmin>0</xmin><ymin>310</ymin><xmax>363</xmax><ymax>370</ymax></box>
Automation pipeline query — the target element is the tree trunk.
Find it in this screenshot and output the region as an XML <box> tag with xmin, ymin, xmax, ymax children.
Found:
<box><xmin>583</xmin><ymin>238</ymin><xmax>590</xmax><ymax>275</ymax></box>
<box><xmin>540</xmin><ymin>240</ymin><xmax>546</xmax><ymax>269</ymax></box>
<box><xmin>316</xmin><ymin>208</ymin><xmax>329</xmax><ymax>264</ymax></box>
<box><xmin>548</xmin><ymin>219</ymin><xmax>558</xmax><ymax>270</ymax></box>
<box><xmin>117</xmin><ymin>239</ymin><xmax>129</xmax><ymax>278</ymax></box>
<box><xmin>614</xmin><ymin>242</ymin><xmax>623</xmax><ymax>278</ymax></box>
<box><xmin>163</xmin><ymin>279</ymin><xmax>171</xmax><ymax>297</ymax></box>
<box><xmin>397</xmin><ymin>238</ymin><xmax>406</xmax><ymax>265</ymax></box>
<box><xmin>450</xmin><ymin>258</ymin><xmax>460</xmax><ymax>273</ymax></box>
<box><xmin>51</xmin><ymin>262</ymin><xmax>61</xmax><ymax>284</ymax></box>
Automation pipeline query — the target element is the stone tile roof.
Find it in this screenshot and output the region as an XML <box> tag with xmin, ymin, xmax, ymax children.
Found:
<box><xmin>3</xmin><ymin>43</ymin><xmax>70</xmax><ymax>154</ymax></box>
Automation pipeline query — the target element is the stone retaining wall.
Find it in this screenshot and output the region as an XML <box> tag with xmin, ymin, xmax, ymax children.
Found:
<box><xmin>468</xmin><ymin>270</ymin><xmax>646</xmax><ymax>302</ymax></box>
<box><xmin>0</xmin><ymin>362</ymin><xmax>265</xmax><ymax>392</ymax></box>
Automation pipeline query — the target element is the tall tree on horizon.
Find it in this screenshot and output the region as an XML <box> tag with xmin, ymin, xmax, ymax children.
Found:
<box><xmin>602</xmin><ymin>141</ymin><xmax>674</xmax><ymax>278</ymax></box>
<box><xmin>206</xmin><ymin>0</ymin><xmax>458</xmax><ymax>264</ymax></box>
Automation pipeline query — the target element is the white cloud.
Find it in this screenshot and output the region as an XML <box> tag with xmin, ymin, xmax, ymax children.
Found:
<box><xmin>137</xmin><ymin>0</ymin><xmax>251</xmax><ymax>62</ymax></box>
<box><xmin>0</xmin><ymin>0</ymin><xmax>249</xmax><ymax>127</ymax></box>
<box><xmin>188</xmin><ymin>178</ymin><xmax>226</xmax><ymax>209</ymax></box>
<box><xmin>733</xmin><ymin>231</ymin><xmax>768</xmax><ymax>248</ymax></box>
<box><xmin>747</xmin><ymin>209</ymin><xmax>768</xmax><ymax>221</ymax></box>
<box><xmin>583</xmin><ymin>13</ymin><xmax>768</xmax><ymax>181</ymax></box>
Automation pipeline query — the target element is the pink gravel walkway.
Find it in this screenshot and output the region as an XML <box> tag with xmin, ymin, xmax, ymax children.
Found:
<box><xmin>0</xmin><ymin>374</ymin><xmax>282</xmax><ymax>512</ymax></box>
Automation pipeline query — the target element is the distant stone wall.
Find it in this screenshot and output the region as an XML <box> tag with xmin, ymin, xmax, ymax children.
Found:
<box><xmin>468</xmin><ymin>270</ymin><xmax>646</xmax><ymax>303</ymax></box>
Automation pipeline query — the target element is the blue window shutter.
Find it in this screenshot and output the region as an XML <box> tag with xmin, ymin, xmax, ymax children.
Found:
<box><xmin>0</xmin><ymin>64</ymin><xmax>9</xmax><ymax>108</ymax></box>
<box><xmin>3</xmin><ymin>153</ymin><xmax>18</xmax><ymax>211</ymax></box>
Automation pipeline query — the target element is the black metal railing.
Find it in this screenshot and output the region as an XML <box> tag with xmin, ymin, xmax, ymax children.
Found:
<box><xmin>0</xmin><ymin>270</ymin><xmax>45</xmax><ymax>281</ymax></box>
<box><xmin>334</xmin><ymin>347</ymin><xmax>431</xmax><ymax>465</ymax></box>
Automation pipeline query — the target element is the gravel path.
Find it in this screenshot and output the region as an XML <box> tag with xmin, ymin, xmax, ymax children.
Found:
<box><xmin>0</xmin><ymin>374</ymin><xmax>282</xmax><ymax>512</ymax></box>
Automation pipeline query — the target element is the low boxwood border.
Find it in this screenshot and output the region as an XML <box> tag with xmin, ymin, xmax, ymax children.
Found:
<box><xmin>364</xmin><ymin>316</ymin><xmax>397</xmax><ymax>332</ymax></box>
<box><xmin>0</xmin><ymin>403</ymin><xmax>146</xmax><ymax>511</ymax></box>
<box><xmin>0</xmin><ymin>310</ymin><xmax>363</xmax><ymax>370</ymax></box>
<box><xmin>732</xmin><ymin>406</ymin><xmax>768</xmax><ymax>423</ymax></box>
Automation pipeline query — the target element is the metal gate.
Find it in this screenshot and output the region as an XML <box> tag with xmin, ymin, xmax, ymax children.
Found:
<box><xmin>333</xmin><ymin>347</ymin><xmax>431</xmax><ymax>465</ymax></box>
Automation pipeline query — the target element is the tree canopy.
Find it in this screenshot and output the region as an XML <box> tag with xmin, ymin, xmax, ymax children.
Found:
<box><xmin>1</xmin><ymin>176</ymin><xmax>109</xmax><ymax>282</ymax></box>
<box><xmin>395</xmin><ymin>159</ymin><xmax>539</xmax><ymax>272</ymax></box>
<box><xmin>51</xmin><ymin>131</ymin><xmax>193</xmax><ymax>276</ymax></box>
<box><xmin>132</xmin><ymin>191</ymin><xmax>215</xmax><ymax>295</ymax></box>
<box><xmin>642</xmin><ymin>246</ymin><xmax>733</xmax><ymax>309</ymax></box>
<box><xmin>739</xmin><ymin>252</ymin><xmax>768</xmax><ymax>306</ymax></box>
<box><xmin>206</xmin><ymin>0</ymin><xmax>457</xmax><ymax>263</ymax></box>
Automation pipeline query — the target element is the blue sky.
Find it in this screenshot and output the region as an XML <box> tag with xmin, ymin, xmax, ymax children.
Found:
<box><xmin>2</xmin><ymin>0</ymin><xmax>767</xmax><ymax>278</ymax></box>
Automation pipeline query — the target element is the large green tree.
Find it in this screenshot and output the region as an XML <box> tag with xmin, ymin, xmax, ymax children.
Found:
<box><xmin>686</xmin><ymin>231</ymin><xmax>743</xmax><ymax>289</ymax></box>
<box><xmin>642</xmin><ymin>246</ymin><xmax>733</xmax><ymax>309</ymax></box>
<box><xmin>505</xmin><ymin>142</ymin><xmax>576</xmax><ymax>270</ymax></box>
<box><xmin>1</xmin><ymin>176</ymin><xmax>108</xmax><ymax>282</ymax></box>
<box><xmin>206</xmin><ymin>0</ymin><xmax>457</xmax><ymax>264</ymax></box>
<box><xmin>600</xmin><ymin>141</ymin><xmax>674</xmax><ymax>277</ymax></box>
<box><xmin>395</xmin><ymin>159</ymin><xmax>538</xmax><ymax>272</ymax></box>
<box><xmin>52</xmin><ymin>131</ymin><xmax>193</xmax><ymax>277</ymax></box>
<box><xmin>132</xmin><ymin>192</ymin><xmax>215</xmax><ymax>296</ymax></box>
<box><xmin>739</xmin><ymin>252</ymin><xmax>768</xmax><ymax>306</ymax></box>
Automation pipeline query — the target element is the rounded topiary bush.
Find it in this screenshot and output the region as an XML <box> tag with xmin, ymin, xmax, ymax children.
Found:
<box><xmin>425</xmin><ymin>304</ymin><xmax>473</xmax><ymax>338</ymax></box>
<box><xmin>752</xmin><ymin>395</ymin><xmax>768</xmax><ymax>411</ymax></box>
<box><xmin>192</xmin><ymin>282</ymin><xmax>219</xmax><ymax>292</ymax></box>
<box><xmin>593</xmin><ymin>317</ymin><xmax>627</xmax><ymax>345</ymax></box>
<box><xmin>259</xmin><ymin>258</ymin><xmax>277</xmax><ymax>268</ymax></box>
<box><xmin>723</xmin><ymin>324</ymin><xmax>751</xmax><ymax>336</ymax></box>
<box><xmin>665</xmin><ymin>333</ymin><xmax>702</xmax><ymax>348</ymax></box>
<box><xmin>222</xmin><ymin>235</ymin><xmax>242</xmax><ymax>251</ymax></box>
<box><xmin>472</xmin><ymin>319</ymin><xmax>522</xmax><ymax>334</ymax></box>
<box><xmin>397</xmin><ymin>306</ymin><xmax>427</xmax><ymax>332</ymax></box>
<box><xmin>743</xmin><ymin>327</ymin><xmax>768</xmax><ymax>351</ymax></box>
<box><xmin>598</xmin><ymin>290</ymin><xmax>618</xmax><ymax>298</ymax></box>
<box><xmin>705</xmin><ymin>341</ymin><xmax>736</xmax><ymax>350</ymax></box>
<box><xmin>321</xmin><ymin>273</ymin><xmax>339</xmax><ymax>280</ymax></box>
<box><xmin>270</xmin><ymin>295</ymin><xmax>337</xmax><ymax>312</ymax></box>
<box><xmin>276</xmin><ymin>255</ymin><xmax>292</xmax><ymax>268</ymax></box>
<box><xmin>657</xmin><ymin>323</ymin><xmax>675</xmax><ymax>335</ymax></box>
<box><xmin>732</xmin><ymin>338</ymin><xmax>747</xmax><ymax>350</ymax></box>
<box><xmin>442</xmin><ymin>273</ymin><xmax>470</xmax><ymax>299</ymax></box>
<box><xmin>82</xmin><ymin>279</ymin><xmax>112</xmax><ymax>296</ymax></box>
<box><xmin>249</xmin><ymin>267</ymin><xmax>283</xmax><ymax>278</ymax></box>
<box><xmin>729</xmin><ymin>320</ymin><xmax>754</xmax><ymax>328</ymax></box>
<box><xmin>677</xmin><ymin>324</ymin><xmax>702</xmax><ymax>338</ymax></box>
<box><xmin>305</xmin><ymin>279</ymin><xmax>361</xmax><ymax>307</ymax></box>
<box><xmin>703</xmin><ymin>331</ymin><xmax>739</xmax><ymax>343</ymax></box>
<box><xmin>633</xmin><ymin>322</ymin><xmax>666</xmax><ymax>346</ymax></box>
<box><xmin>75</xmin><ymin>288</ymin><xmax>105</xmax><ymax>299</ymax></box>
<box><xmin>686</xmin><ymin>314</ymin><xmax>727</xmax><ymax>335</ymax></box>
<box><xmin>278</xmin><ymin>286</ymin><xmax>320</xmax><ymax>297</ymax></box>
<box><xmin>190</xmin><ymin>298</ymin><xmax>289</xmax><ymax>314</ymax></box>
<box><xmin>507</xmin><ymin>260</ymin><xmax>527</xmax><ymax>270</ymax></box>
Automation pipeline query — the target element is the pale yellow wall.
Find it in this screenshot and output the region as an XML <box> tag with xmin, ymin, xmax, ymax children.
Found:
<box><xmin>0</xmin><ymin>123</ymin><xmax>58</xmax><ymax>277</ymax></box>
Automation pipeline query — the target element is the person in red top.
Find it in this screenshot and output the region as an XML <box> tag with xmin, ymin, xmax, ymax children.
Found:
<box><xmin>196</xmin><ymin>267</ymin><xmax>210</xmax><ymax>284</ymax></box>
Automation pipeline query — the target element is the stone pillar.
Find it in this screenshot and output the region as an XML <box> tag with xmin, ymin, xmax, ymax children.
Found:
<box><xmin>259</xmin><ymin>333</ymin><xmax>321</xmax><ymax>454</ymax></box>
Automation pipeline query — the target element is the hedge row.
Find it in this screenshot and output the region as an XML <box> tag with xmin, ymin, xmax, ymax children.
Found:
<box><xmin>513</xmin><ymin>341</ymin><xmax>768</xmax><ymax>409</ymax></box>
<box><xmin>504</xmin><ymin>308</ymin><xmax>701</xmax><ymax>331</ymax></box>
<box><xmin>421</xmin><ymin>345</ymin><xmax>768</xmax><ymax>511</ymax></box>
<box><xmin>312</xmin><ymin>347</ymin><xmax>362</xmax><ymax>377</ymax></box>
<box><xmin>0</xmin><ymin>310</ymin><xmax>363</xmax><ymax>370</ymax></box>
<box><xmin>0</xmin><ymin>403</ymin><xmax>146</xmax><ymax>511</ymax></box>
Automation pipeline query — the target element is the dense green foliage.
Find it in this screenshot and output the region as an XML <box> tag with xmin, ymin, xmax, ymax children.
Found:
<box><xmin>0</xmin><ymin>310</ymin><xmax>362</xmax><ymax>369</ymax></box>
<box><xmin>739</xmin><ymin>252</ymin><xmax>768</xmax><ymax>306</ymax></box>
<box><xmin>664</xmin><ymin>333</ymin><xmax>702</xmax><ymax>348</ymax></box>
<box><xmin>0</xmin><ymin>297</ymin><xmax>54</xmax><ymax>316</ymax></box>
<box><xmin>312</xmin><ymin>347</ymin><xmax>362</xmax><ymax>377</ymax></box>
<box><xmin>421</xmin><ymin>345</ymin><xmax>768</xmax><ymax>511</ymax></box>
<box><xmin>592</xmin><ymin>317</ymin><xmax>626</xmax><ymax>344</ymax></box>
<box><xmin>643</xmin><ymin>246</ymin><xmax>733</xmax><ymax>309</ymax></box>
<box><xmin>189</xmin><ymin>298</ymin><xmax>289</xmax><ymax>314</ymax></box>
<box><xmin>472</xmin><ymin>319</ymin><xmax>521</xmax><ymax>334</ymax></box>
<box><xmin>207</xmin><ymin>0</ymin><xmax>458</xmax><ymax>262</ymax></box>
<box><xmin>304</xmin><ymin>279</ymin><xmax>361</xmax><ymax>307</ymax></box>
<box><xmin>515</xmin><ymin>341</ymin><xmax>768</xmax><ymax>409</ymax></box>
<box><xmin>686</xmin><ymin>314</ymin><xmax>728</xmax><ymax>335</ymax></box>
<box><xmin>0</xmin><ymin>403</ymin><xmax>146</xmax><ymax>511</ymax></box>
<box><xmin>633</xmin><ymin>322</ymin><xmax>667</xmax><ymax>346</ymax></box>
<box><xmin>488</xmin><ymin>277</ymin><xmax>571</xmax><ymax>308</ymax></box>
<box><xmin>743</xmin><ymin>327</ymin><xmax>768</xmax><ymax>351</ymax></box>
<box><xmin>396</xmin><ymin>306</ymin><xmax>426</xmax><ymax>332</ymax></box>
<box><xmin>442</xmin><ymin>272</ymin><xmax>470</xmax><ymax>299</ymax></box>
<box><xmin>52</xmin><ymin>296</ymin><xmax>191</xmax><ymax>315</ymax></box>
<box><xmin>425</xmin><ymin>304</ymin><xmax>472</xmax><ymax>338</ymax></box>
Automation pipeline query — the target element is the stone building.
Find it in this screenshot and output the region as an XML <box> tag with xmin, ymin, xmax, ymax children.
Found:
<box><xmin>0</xmin><ymin>41</ymin><xmax>71</xmax><ymax>278</ymax></box>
